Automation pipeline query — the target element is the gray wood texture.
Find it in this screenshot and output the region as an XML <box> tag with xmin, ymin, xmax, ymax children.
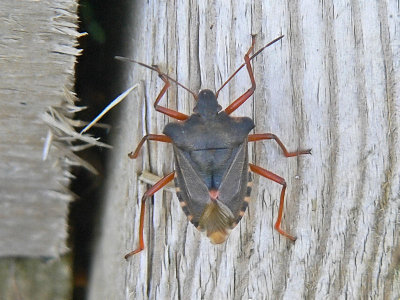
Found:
<box><xmin>0</xmin><ymin>257</ymin><xmax>71</xmax><ymax>299</ymax></box>
<box><xmin>0</xmin><ymin>0</ymin><xmax>79</xmax><ymax>257</ymax></box>
<box><xmin>88</xmin><ymin>1</ymin><xmax>400</xmax><ymax>299</ymax></box>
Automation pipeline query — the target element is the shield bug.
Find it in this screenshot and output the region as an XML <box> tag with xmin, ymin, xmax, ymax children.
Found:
<box><xmin>121</xmin><ymin>35</ymin><xmax>311</xmax><ymax>259</ymax></box>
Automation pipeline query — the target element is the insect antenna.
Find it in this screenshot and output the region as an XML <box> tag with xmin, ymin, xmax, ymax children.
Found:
<box><xmin>115</xmin><ymin>56</ymin><xmax>198</xmax><ymax>100</ymax></box>
<box><xmin>215</xmin><ymin>35</ymin><xmax>284</xmax><ymax>98</ymax></box>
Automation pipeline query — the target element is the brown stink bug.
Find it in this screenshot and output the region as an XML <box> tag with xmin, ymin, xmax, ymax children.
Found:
<box><xmin>119</xmin><ymin>35</ymin><xmax>311</xmax><ymax>258</ymax></box>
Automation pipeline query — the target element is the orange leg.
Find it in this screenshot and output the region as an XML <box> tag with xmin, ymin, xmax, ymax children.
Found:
<box><xmin>128</xmin><ymin>134</ymin><xmax>172</xmax><ymax>159</ymax></box>
<box><xmin>152</xmin><ymin>65</ymin><xmax>189</xmax><ymax>120</ymax></box>
<box><xmin>125</xmin><ymin>171</ymin><xmax>175</xmax><ymax>259</ymax></box>
<box><xmin>248</xmin><ymin>133</ymin><xmax>312</xmax><ymax>157</ymax></box>
<box><xmin>249</xmin><ymin>163</ymin><xmax>296</xmax><ymax>241</ymax></box>
<box><xmin>224</xmin><ymin>35</ymin><xmax>257</xmax><ymax>115</ymax></box>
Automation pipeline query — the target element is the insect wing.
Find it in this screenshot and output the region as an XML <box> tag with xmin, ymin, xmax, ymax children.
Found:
<box><xmin>217</xmin><ymin>141</ymin><xmax>249</xmax><ymax>220</ymax></box>
<box><xmin>174</xmin><ymin>145</ymin><xmax>210</xmax><ymax>225</ymax></box>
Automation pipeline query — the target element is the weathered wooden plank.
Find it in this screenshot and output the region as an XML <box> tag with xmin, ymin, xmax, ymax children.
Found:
<box><xmin>88</xmin><ymin>1</ymin><xmax>400</xmax><ymax>299</ymax></box>
<box><xmin>0</xmin><ymin>0</ymin><xmax>79</xmax><ymax>257</ymax></box>
<box><xmin>0</xmin><ymin>257</ymin><xmax>71</xmax><ymax>299</ymax></box>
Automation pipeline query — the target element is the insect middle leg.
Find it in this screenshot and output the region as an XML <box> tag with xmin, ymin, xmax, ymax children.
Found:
<box><xmin>224</xmin><ymin>35</ymin><xmax>257</xmax><ymax>115</ymax></box>
<box><xmin>248</xmin><ymin>133</ymin><xmax>312</xmax><ymax>157</ymax></box>
<box><xmin>249</xmin><ymin>163</ymin><xmax>296</xmax><ymax>241</ymax></box>
<box><xmin>125</xmin><ymin>171</ymin><xmax>175</xmax><ymax>259</ymax></box>
<box><xmin>128</xmin><ymin>134</ymin><xmax>172</xmax><ymax>159</ymax></box>
<box><xmin>152</xmin><ymin>65</ymin><xmax>189</xmax><ymax>120</ymax></box>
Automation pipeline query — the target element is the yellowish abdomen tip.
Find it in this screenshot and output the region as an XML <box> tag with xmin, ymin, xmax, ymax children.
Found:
<box><xmin>208</xmin><ymin>231</ymin><xmax>228</xmax><ymax>244</ymax></box>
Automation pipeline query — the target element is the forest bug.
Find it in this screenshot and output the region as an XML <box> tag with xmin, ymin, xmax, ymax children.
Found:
<box><xmin>120</xmin><ymin>35</ymin><xmax>311</xmax><ymax>258</ymax></box>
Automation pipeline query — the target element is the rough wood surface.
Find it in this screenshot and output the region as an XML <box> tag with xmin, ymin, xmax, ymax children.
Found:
<box><xmin>88</xmin><ymin>1</ymin><xmax>400</xmax><ymax>299</ymax></box>
<box><xmin>0</xmin><ymin>0</ymin><xmax>79</xmax><ymax>257</ymax></box>
<box><xmin>0</xmin><ymin>257</ymin><xmax>71</xmax><ymax>299</ymax></box>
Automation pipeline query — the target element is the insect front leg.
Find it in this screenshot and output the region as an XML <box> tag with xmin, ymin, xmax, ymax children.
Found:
<box><xmin>152</xmin><ymin>65</ymin><xmax>189</xmax><ymax>120</ymax></box>
<box><xmin>224</xmin><ymin>35</ymin><xmax>257</xmax><ymax>115</ymax></box>
<box><xmin>128</xmin><ymin>134</ymin><xmax>172</xmax><ymax>159</ymax></box>
<box><xmin>248</xmin><ymin>133</ymin><xmax>312</xmax><ymax>157</ymax></box>
<box><xmin>125</xmin><ymin>171</ymin><xmax>175</xmax><ymax>259</ymax></box>
<box><xmin>249</xmin><ymin>163</ymin><xmax>296</xmax><ymax>241</ymax></box>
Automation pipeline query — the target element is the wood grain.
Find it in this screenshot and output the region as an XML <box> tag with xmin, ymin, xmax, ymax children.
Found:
<box><xmin>0</xmin><ymin>0</ymin><xmax>79</xmax><ymax>257</ymax></box>
<box><xmin>88</xmin><ymin>1</ymin><xmax>400</xmax><ymax>299</ymax></box>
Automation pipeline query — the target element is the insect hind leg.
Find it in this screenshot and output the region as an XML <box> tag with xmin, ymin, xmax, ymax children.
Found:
<box><xmin>125</xmin><ymin>171</ymin><xmax>175</xmax><ymax>259</ymax></box>
<box><xmin>249</xmin><ymin>163</ymin><xmax>296</xmax><ymax>241</ymax></box>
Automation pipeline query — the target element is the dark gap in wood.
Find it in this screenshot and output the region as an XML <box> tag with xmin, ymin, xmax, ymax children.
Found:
<box><xmin>70</xmin><ymin>0</ymin><xmax>134</xmax><ymax>299</ymax></box>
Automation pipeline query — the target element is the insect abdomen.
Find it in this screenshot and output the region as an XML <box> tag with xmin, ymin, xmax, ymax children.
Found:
<box><xmin>174</xmin><ymin>182</ymin><xmax>200</xmax><ymax>227</ymax></box>
<box><xmin>232</xmin><ymin>170</ymin><xmax>253</xmax><ymax>228</ymax></box>
<box><xmin>198</xmin><ymin>200</ymin><xmax>235</xmax><ymax>244</ymax></box>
